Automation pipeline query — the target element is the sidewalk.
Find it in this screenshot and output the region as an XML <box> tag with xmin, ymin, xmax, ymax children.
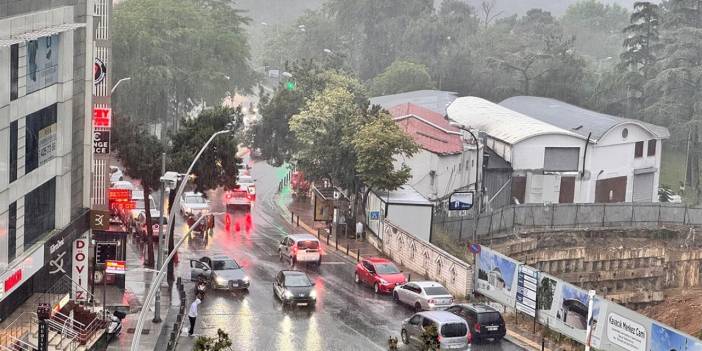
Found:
<box><xmin>275</xmin><ymin>184</ymin><xmax>552</xmax><ymax>351</ymax></box>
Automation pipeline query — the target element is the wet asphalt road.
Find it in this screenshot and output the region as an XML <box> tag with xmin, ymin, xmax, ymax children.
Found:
<box><xmin>173</xmin><ymin>160</ymin><xmax>526</xmax><ymax>351</ymax></box>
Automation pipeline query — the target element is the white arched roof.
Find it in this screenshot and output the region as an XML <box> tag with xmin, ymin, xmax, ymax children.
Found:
<box><xmin>447</xmin><ymin>97</ymin><xmax>585</xmax><ymax>145</ymax></box>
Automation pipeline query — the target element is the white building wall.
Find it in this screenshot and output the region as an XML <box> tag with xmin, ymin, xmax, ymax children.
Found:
<box><xmin>397</xmin><ymin>146</ymin><xmax>480</xmax><ymax>201</ymax></box>
<box><xmin>386</xmin><ymin>204</ymin><xmax>432</xmax><ymax>242</ymax></box>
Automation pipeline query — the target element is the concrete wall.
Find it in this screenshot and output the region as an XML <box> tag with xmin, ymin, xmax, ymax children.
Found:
<box><xmin>368</xmin><ymin>220</ymin><xmax>473</xmax><ymax>298</ymax></box>
<box><xmin>365</xmin><ymin>191</ymin><xmax>433</xmax><ymax>242</ymax></box>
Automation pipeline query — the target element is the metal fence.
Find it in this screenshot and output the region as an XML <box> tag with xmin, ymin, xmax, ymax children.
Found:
<box><xmin>433</xmin><ymin>203</ymin><xmax>702</xmax><ymax>243</ymax></box>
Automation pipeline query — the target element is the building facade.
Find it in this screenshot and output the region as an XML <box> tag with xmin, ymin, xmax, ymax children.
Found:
<box><xmin>0</xmin><ymin>0</ymin><xmax>93</xmax><ymax>321</ymax></box>
<box><xmin>448</xmin><ymin>96</ymin><xmax>669</xmax><ymax>206</ymax></box>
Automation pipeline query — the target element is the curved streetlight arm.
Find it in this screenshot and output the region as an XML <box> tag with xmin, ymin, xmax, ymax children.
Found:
<box><xmin>111</xmin><ymin>77</ymin><xmax>131</xmax><ymax>94</ymax></box>
<box><xmin>130</xmin><ymin>212</ymin><xmax>222</xmax><ymax>350</ymax></box>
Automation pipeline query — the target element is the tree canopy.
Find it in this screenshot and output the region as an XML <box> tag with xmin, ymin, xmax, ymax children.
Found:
<box><xmin>369</xmin><ymin>60</ymin><xmax>435</xmax><ymax>96</ymax></box>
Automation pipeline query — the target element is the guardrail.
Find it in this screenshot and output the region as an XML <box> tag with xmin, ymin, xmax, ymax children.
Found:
<box><xmin>167</xmin><ymin>278</ymin><xmax>187</xmax><ymax>351</ymax></box>
<box><xmin>0</xmin><ymin>312</ymin><xmax>38</xmax><ymax>350</ymax></box>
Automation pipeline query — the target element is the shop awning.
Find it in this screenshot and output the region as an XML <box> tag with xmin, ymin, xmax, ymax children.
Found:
<box><xmin>0</xmin><ymin>23</ymin><xmax>86</xmax><ymax>47</ymax></box>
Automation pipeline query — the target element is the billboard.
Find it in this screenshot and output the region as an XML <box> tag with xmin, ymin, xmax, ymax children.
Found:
<box><xmin>449</xmin><ymin>191</ymin><xmax>474</xmax><ymax>211</ymax></box>
<box><xmin>476</xmin><ymin>247</ymin><xmax>518</xmax><ymax>307</ymax></box>
<box><xmin>27</xmin><ymin>35</ymin><xmax>59</xmax><ymax>94</ymax></box>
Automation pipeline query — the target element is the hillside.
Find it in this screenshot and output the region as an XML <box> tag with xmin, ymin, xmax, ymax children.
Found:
<box><xmin>460</xmin><ymin>0</ymin><xmax>654</xmax><ymax>17</ymax></box>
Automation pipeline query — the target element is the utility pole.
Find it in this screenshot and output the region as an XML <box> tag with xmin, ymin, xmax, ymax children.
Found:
<box><xmin>153</xmin><ymin>152</ymin><xmax>166</xmax><ymax>323</ymax></box>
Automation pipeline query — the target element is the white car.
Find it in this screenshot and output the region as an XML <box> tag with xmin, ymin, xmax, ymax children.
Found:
<box><xmin>180</xmin><ymin>192</ymin><xmax>210</xmax><ymax>216</ymax></box>
<box><xmin>109</xmin><ymin>166</ymin><xmax>124</xmax><ymax>183</ymax></box>
<box><xmin>278</xmin><ymin>234</ymin><xmax>322</xmax><ymax>266</ymax></box>
<box><xmin>125</xmin><ymin>190</ymin><xmax>157</xmax><ymax>227</ymax></box>
<box><xmin>393</xmin><ymin>281</ymin><xmax>454</xmax><ymax>312</ymax></box>
<box><xmin>110</xmin><ymin>180</ymin><xmax>135</xmax><ymax>191</ymax></box>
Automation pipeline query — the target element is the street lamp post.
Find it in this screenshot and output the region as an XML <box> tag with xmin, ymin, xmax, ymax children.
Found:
<box><xmin>152</xmin><ymin>153</ymin><xmax>167</xmax><ymax>323</ymax></box>
<box><xmin>449</xmin><ymin>122</ymin><xmax>482</xmax><ymax>265</ymax></box>
<box><xmin>130</xmin><ymin>127</ymin><xmax>233</xmax><ymax>350</ymax></box>
<box><xmin>111</xmin><ymin>77</ymin><xmax>131</xmax><ymax>94</ymax></box>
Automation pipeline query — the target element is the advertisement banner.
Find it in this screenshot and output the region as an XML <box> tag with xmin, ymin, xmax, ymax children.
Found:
<box><xmin>607</xmin><ymin>312</ymin><xmax>647</xmax><ymax>351</ymax></box>
<box><xmin>516</xmin><ymin>265</ymin><xmax>538</xmax><ymax>317</ymax></box>
<box><xmin>26</xmin><ymin>34</ymin><xmax>59</xmax><ymax>94</ymax></box>
<box><xmin>476</xmin><ymin>247</ymin><xmax>518</xmax><ymax>307</ymax></box>
<box><xmin>38</xmin><ymin>124</ymin><xmax>57</xmax><ymax>166</ymax></box>
<box><xmin>72</xmin><ymin>232</ymin><xmax>90</xmax><ymax>301</ymax></box>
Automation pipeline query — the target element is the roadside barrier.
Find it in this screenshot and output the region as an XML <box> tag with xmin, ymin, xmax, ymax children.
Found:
<box><xmin>166</xmin><ymin>278</ymin><xmax>187</xmax><ymax>351</ymax></box>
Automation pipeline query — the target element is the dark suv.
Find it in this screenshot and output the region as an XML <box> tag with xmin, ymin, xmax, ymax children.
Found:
<box><xmin>446</xmin><ymin>304</ymin><xmax>506</xmax><ymax>343</ymax></box>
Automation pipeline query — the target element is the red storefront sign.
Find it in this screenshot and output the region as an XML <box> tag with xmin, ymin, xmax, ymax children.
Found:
<box><xmin>4</xmin><ymin>269</ymin><xmax>22</xmax><ymax>292</ymax></box>
<box><xmin>93</xmin><ymin>107</ymin><xmax>112</xmax><ymax>128</ymax></box>
<box><xmin>105</xmin><ymin>260</ymin><xmax>126</xmax><ymax>274</ymax></box>
<box><xmin>108</xmin><ymin>188</ymin><xmax>131</xmax><ymax>201</ymax></box>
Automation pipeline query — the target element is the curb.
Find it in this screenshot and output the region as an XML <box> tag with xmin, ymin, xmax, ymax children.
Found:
<box><xmin>505</xmin><ymin>331</ymin><xmax>550</xmax><ymax>351</ymax></box>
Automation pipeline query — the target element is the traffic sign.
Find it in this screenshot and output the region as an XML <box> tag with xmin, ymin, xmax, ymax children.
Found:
<box><xmin>469</xmin><ymin>243</ymin><xmax>481</xmax><ymax>254</ymax></box>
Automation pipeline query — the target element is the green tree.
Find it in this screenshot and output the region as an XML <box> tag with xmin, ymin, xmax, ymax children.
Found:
<box><xmin>419</xmin><ymin>323</ymin><xmax>440</xmax><ymax>351</ymax></box>
<box><xmin>620</xmin><ymin>1</ymin><xmax>660</xmax><ymax>114</ymax></box>
<box><xmin>562</xmin><ymin>0</ymin><xmax>629</xmax><ymax>60</ymax></box>
<box><xmin>112</xmin><ymin>116</ymin><xmax>165</xmax><ymax>267</ymax></box>
<box><xmin>193</xmin><ymin>328</ymin><xmax>232</xmax><ymax>351</ymax></box>
<box><xmin>352</xmin><ymin>113</ymin><xmax>419</xmax><ymax>211</ymax></box>
<box><xmin>169</xmin><ymin>107</ymin><xmax>243</xmax><ymax>193</ymax></box>
<box><xmin>112</xmin><ymin>0</ymin><xmax>255</xmax><ymax>135</ymax></box>
<box><xmin>369</xmin><ymin>60</ymin><xmax>435</xmax><ymax>96</ymax></box>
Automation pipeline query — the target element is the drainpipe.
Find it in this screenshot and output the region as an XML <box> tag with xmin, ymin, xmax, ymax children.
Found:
<box><xmin>581</xmin><ymin>132</ymin><xmax>591</xmax><ymax>179</ymax></box>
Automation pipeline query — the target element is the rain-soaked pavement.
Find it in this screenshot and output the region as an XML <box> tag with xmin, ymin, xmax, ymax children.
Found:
<box><xmin>173</xmin><ymin>160</ymin><xmax>526</xmax><ymax>351</ymax></box>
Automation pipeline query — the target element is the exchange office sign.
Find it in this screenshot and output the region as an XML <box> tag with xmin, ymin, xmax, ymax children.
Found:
<box><xmin>93</xmin><ymin>130</ymin><xmax>110</xmax><ymax>154</ymax></box>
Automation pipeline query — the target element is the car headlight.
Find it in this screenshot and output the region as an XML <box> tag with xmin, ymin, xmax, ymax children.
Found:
<box><xmin>242</xmin><ymin>276</ymin><xmax>250</xmax><ymax>282</ymax></box>
<box><xmin>283</xmin><ymin>290</ymin><xmax>293</xmax><ymax>299</ymax></box>
<box><xmin>309</xmin><ymin>290</ymin><xmax>317</xmax><ymax>299</ymax></box>
<box><xmin>215</xmin><ymin>276</ymin><xmax>227</xmax><ymax>284</ymax></box>
<box><xmin>379</xmin><ymin>279</ymin><xmax>388</xmax><ymax>285</ymax></box>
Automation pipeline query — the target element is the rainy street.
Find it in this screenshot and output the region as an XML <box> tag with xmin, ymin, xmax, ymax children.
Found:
<box><xmin>173</xmin><ymin>159</ymin><xmax>526</xmax><ymax>351</ymax></box>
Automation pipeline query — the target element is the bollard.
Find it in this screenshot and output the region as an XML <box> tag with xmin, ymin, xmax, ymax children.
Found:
<box><xmin>346</xmin><ymin>244</ymin><xmax>350</xmax><ymax>255</ymax></box>
<box><xmin>327</xmin><ymin>234</ymin><xmax>330</xmax><ymax>245</ymax></box>
<box><xmin>408</xmin><ymin>273</ymin><xmax>411</xmax><ymax>281</ymax></box>
<box><xmin>296</xmin><ymin>215</ymin><xmax>300</xmax><ymax>226</ymax></box>
<box><xmin>357</xmin><ymin>249</ymin><xmax>360</xmax><ymax>262</ymax></box>
<box><xmin>291</xmin><ymin>212</ymin><xmax>294</xmax><ymax>223</ymax></box>
<box><xmin>335</xmin><ymin>239</ymin><xmax>338</xmax><ymax>250</ymax></box>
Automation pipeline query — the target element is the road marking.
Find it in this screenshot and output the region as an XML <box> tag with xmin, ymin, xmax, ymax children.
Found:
<box><xmin>320</xmin><ymin>261</ymin><xmax>347</xmax><ymax>265</ymax></box>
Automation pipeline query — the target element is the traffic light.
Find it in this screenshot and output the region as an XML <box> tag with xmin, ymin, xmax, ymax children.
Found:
<box><xmin>285</xmin><ymin>81</ymin><xmax>296</xmax><ymax>91</ymax></box>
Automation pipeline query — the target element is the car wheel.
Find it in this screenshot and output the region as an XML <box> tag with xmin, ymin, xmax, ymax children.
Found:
<box><xmin>401</xmin><ymin>329</ymin><xmax>409</xmax><ymax>344</ymax></box>
<box><xmin>354</xmin><ymin>273</ymin><xmax>360</xmax><ymax>284</ymax></box>
<box><xmin>393</xmin><ymin>291</ymin><xmax>399</xmax><ymax>301</ymax></box>
<box><xmin>414</xmin><ymin>302</ymin><xmax>422</xmax><ymax>312</ymax></box>
<box><xmin>373</xmin><ymin>283</ymin><xmax>380</xmax><ymax>294</ymax></box>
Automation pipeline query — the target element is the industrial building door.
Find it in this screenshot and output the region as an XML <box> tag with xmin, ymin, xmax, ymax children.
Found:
<box><xmin>559</xmin><ymin>177</ymin><xmax>575</xmax><ymax>203</ymax></box>
<box><xmin>595</xmin><ymin>176</ymin><xmax>627</xmax><ymax>203</ymax></box>
<box><xmin>632</xmin><ymin>172</ymin><xmax>654</xmax><ymax>202</ymax></box>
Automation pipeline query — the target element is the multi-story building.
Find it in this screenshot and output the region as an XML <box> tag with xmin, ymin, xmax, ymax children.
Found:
<box><xmin>0</xmin><ymin>0</ymin><xmax>93</xmax><ymax>320</ymax></box>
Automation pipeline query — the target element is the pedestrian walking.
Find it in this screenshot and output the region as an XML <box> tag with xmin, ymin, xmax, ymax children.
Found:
<box><xmin>188</xmin><ymin>295</ymin><xmax>202</xmax><ymax>336</ymax></box>
<box><xmin>356</xmin><ymin>220</ymin><xmax>364</xmax><ymax>241</ymax></box>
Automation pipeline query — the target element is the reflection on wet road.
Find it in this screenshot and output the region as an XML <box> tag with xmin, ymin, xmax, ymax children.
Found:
<box><xmin>174</xmin><ymin>160</ymin><xmax>525</xmax><ymax>351</ymax></box>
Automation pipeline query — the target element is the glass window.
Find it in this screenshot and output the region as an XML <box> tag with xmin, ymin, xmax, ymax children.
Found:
<box><xmin>374</xmin><ymin>263</ymin><xmax>400</xmax><ymax>274</ymax></box>
<box><xmin>24</xmin><ymin>178</ymin><xmax>56</xmax><ymax>249</ymax></box>
<box><xmin>10</xmin><ymin>44</ymin><xmax>18</xmax><ymax>100</ymax></box>
<box><xmin>284</xmin><ymin>274</ymin><xmax>312</xmax><ymax>287</ymax></box>
<box><xmin>477</xmin><ymin>312</ymin><xmax>503</xmax><ymax>324</ymax></box>
<box><xmin>297</xmin><ymin>240</ymin><xmax>319</xmax><ymax>250</ymax></box>
<box><xmin>8</xmin><ymin>202</ymin><xmax>17</xmax><ymax>262</ymax></box>
<box><xmin>25</xmin><ymin>105</ymin><xmax>58</xmax><ymax>173</ymax></box>
<box><xmin>409</xmin><ymin>315</ymin><xmax>422</xmax><ymax>325</ymax></box>
<box><xmin>441</xmin><ymin>323</ymin><xmax>467</xmax><ymax>337</ymax></box>
<box><xmin>26</xmin><ymin>35</ymin><xmax>59</xmax><ymax>94</ymax></box>
<box><xmin>647</xmin><ymin>139</ymin><xmax>657</xmax><ymax>156</ymax></box>
<box><xmin>212</xmin><ymin>259</ymin><xmax>240</xmax><ymax>270</ymax></box>
<box><xmin>424</xmin><ymin>286</ymin><xmax>450</xmax><ymax>296</ymax></box>
<box><xmin>185</xmin><ymin>195</ymin><xmax>206</xmax><ymax>204</ymax></box>
<box><xmin>634</xmin><ymin>141</ymin><xmax>644</xmax><ymax>158</ymax></box>
<box><xmin>9</xmin><ymin>121</ymin><xmax>17</xmax><ymax>183</ymax></box>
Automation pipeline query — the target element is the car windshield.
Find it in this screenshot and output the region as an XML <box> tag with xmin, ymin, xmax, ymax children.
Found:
<box><xmin>185</xmin><ymin>195</ymin><xmax>206</xmax><ymax>204</ymax></box>
<box><xmin>285</xmin><ymin>274</ymin><xmax>311</xmax><ymax>287</ymax></box>
<box><xmin>441</xmin><ymin>323</ymin><xmax>467</xmax><ymax>338</ymax></box>
<box><xmin>297</xmin><ymin>240</ymin><xmax>319</xmax><ymax>250</ymax></box>
<box><xmin>478</xmin><ymin>312</ymin><xmax>503</xmax><ymax>324</ymax></box>
<box><xmin>212</xmin><ymin>260</ymin><xmax>240</xmax><ymax>270</ymax></box>
<box><xmin>149</xmin><ymin>217</ymin><xmax>167</xmax><ymax>225</ymax></box>
<box><xmin>375</xmin><ymin>263</ymin><xmax>400</xmax><ymax>274</ymax></box>
<box><xmin>424</xmin><ymin>287</ymin><xmax>450</xmax><ymax>296</ymax></box>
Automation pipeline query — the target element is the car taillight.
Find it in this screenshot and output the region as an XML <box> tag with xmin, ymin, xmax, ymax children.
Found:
<box><xmin>474</xmin><ymin>322</ymin><xmax>481</xmax><ymax>332</ymax></box>
<box><xmin>467</xmin><ymin>331</ymin><xmax>473</xmax><ymax>344</ymax></box>
<box><xmin>437</xmin><ymin>335</ymin><xmax>442</xmax><ymax>343</ymax></box>
<box><xmin>292</xmin><ymin>246</ymin><xmax>298</xmax><ymax>255</ymax></box>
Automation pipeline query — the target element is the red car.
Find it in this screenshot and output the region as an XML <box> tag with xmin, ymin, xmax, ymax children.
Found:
<box><xmin>354</xmin><ymin>257</ymin><xmax>407</xmax><ymax>294</ymax></box>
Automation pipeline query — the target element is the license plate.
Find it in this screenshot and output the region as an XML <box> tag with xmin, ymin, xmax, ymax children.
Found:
<box><xmin>487</xmin><ymin>326</ymin><xmax>498</xmax><ymax>331</ymax></box>
<box><xmin>448</xmin><ymin>344</ymin><xmax>463</xmax><ymax>349</ymax></box>
<box><xmin>297</xmin><ymin>302</ymin><xmax>308</xmax><ymax>306</ymax></box>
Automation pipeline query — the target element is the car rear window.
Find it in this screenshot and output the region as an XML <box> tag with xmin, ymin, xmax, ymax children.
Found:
<box><xmin>297</xmin><ymin>240</ymin><xmax>319</xmax><ymax>250</ymax></box>
<box><xmin>150</xmin><ymin>217</ymin><xmax>167</xmax><ymax>225</ymax></box>
<box><xmin>441</xmin><ymin>323</ymin><xmax>467</xmax><ymax>338</ymax></box>
<box><xmin>478</xmin><ymin>312</ymin><xmax>503</xmax><ymax>324</ymax></box>
<box><xmin>424</xmin><ymin>287</ymin><xmax>450</xmax><ymax>296</ymax></box>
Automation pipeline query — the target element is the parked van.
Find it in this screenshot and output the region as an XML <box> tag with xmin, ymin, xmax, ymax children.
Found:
<box><xmin>401</xmin><ymin>311</ymin><xmax>471</xmax><ymax>350</ymax></box>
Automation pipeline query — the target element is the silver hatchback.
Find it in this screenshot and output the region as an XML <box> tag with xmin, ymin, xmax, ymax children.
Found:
<box><xmin>401</xmin><ymin>311</ymin><xmax>471</xmax><ymax>350</ymax></box>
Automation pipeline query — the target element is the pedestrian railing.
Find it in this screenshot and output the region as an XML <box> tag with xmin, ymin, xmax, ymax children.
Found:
<box><xmin>0</xmin><ymin>312</ymin><xmax>38</xmax><ymax>351</ymax></box>
<box><xmin>167</xmin><ymin>277</ymin><xmax>187</xmax><ymax>351</ymax></box>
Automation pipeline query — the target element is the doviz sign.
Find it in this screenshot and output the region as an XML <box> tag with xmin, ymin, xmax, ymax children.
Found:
<box><xmin>93</xmin><ymin>107</ymin><xmax>112</xmax><ymax>128</ymax></box>
<box><xmin>516</xmin><ymin>265</ymin><xmax>538</xmax><ymax>317</ymax></box>
<box><xmin>449</xmin><ymin>191</ymin><xmax>474</xmax><ymax>211</ymax></box>
<box><xmin>93</xmin><ymin>130</ymin><xmax>110</xmax><ymax>154</ymax></box>
<box><xmin>105</xmin><ymin>260</ymin><xmax>126</xmax><ymax>275</ymax></box>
